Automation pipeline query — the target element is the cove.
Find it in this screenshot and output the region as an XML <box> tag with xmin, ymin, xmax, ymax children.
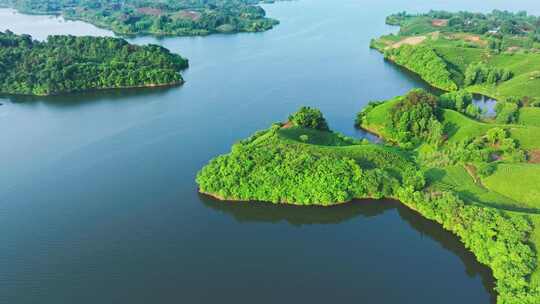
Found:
<box><xmin>2</xmin><ymin>0</ymin><xmax>540</xmax><ymax>303</ymax></box>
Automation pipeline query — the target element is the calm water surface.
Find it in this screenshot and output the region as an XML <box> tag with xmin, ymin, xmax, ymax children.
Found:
<box><xmin>2</xmin><ymin>0</ymin><xmax>540</xmax><ymax>303</ymax></box>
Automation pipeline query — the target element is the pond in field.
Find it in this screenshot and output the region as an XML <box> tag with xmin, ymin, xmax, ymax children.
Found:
<box><xmin>2</xmin><ymin>0</ymin><xmax>540</xmax><ymax>303</ymax></box>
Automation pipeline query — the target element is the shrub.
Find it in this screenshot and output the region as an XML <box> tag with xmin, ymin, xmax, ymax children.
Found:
<box><xmin>464</xmin><ymin>62</ymin><xmax>513</xmax><ymax>86</ymax></box>
<box><xmin>439</xmin><ymin>90</ymin><xmax>473</xmax><ymax>112</ymax></box>
<box><xmin>495</xmin><ymin>102</ymin><xmax>519</xmax><ymax>124</ymax></box>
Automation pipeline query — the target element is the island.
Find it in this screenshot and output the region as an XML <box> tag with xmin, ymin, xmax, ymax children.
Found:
<box><xmin>371</xmin><ymin>10</ymin><xmax>540</xmax><ymax>105</ymax></box>
<box><xmin>0</xmin><ymin>30</ymin><xmax>188</xmax><ymax>95</ymax></box>
<box><xmin>0</xmin><ymin>0</ymin><xmax>279</xmax><ymax>36</ymax></box>
<box><xmin>197</xmin><ymin>102</ymin><xmax>540</xmax><ymax>303</ymax></box>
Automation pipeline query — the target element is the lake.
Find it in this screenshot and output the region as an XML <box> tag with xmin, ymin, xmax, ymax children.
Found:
<box><xmin>1</xmin><ymin>0</ymin><xmax>540</xmax><ymax>303</ymax></box>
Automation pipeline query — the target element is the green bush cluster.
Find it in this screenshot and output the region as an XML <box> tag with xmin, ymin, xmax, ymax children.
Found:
<box><xmin>495</xmin><ymin>102</ymin><xmax>520</xmax><ymax>124</ymax></box>
<box><xmin>439</xmin><ymin>90</ymin><xmax>482</xmax><ymax>118</ymax></box>
<box><xmin>464</xmin><ymin>62</ymin><xmax>513</xmax><ymax>86</ymax></box>
<box><xmin>0</xmin><ymin>31</ymin><xmax>188</xmax><ymax>95</ymax></box>
<box><xmin>420</xmin><ymin>127</ymin><xmax>526</xmax><ymax>166</ymax></box>
<box><xmin>386</xmin><ymin>89</ymin><xmax>444</xmax><ymax>146</ymax></box>
<box><xmin>385</xmin><ymin>45</ymin><xmax>458</xmax><ymax>91</ymax></box>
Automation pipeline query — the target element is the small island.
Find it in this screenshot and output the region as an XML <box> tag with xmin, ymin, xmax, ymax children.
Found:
<box><xmin>0</xmin><ymin>30</ymin><xmax>188</xmax><ymax>95</ymax></box>
<box><xmin>198</xmin><ymin>100</ymin><xmax>540</xmax><ymax>303</ymax></box>
<box><xmin>0</xmin><ymin>0</ymin><xmax>279</xmax><ymax>36</ymax></box>
<box><xmin>371</xmin><ymin>10</ymin><xmax>540</xmax><ymax>104</ymax></box>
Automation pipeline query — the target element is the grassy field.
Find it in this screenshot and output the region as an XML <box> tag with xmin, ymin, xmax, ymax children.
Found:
<box><xmin>483</xmin><ymin>163</ymin><xmax>540</xmax><ymax>209</ymax></box>
<box><xmin>357</xmin><ymin>97</ymin><xmax>401</xmax><ymax>139</ymax></box>
<box><xmin>424</xmin><ymin>165</ymin><xmax>521</xmax><ymax>209</ymax></box>
<box><xmin>442</xmin><ymin>110</ymin><xmax>493</xmax><ymax>142</ymax></box>
<box><xmin>277</xmin><ymin>127</ymin><xmax>415</xmax><ymax>174</ymax></box>
<box><xmin>278</xmin><ymin>127</ymin><xmax>354</xmax><ymax>146</ymax></box>
<box><xmin>520</xmin><ymin>107</ymin><xmax>540</xmax><ymax>127</ymax></box>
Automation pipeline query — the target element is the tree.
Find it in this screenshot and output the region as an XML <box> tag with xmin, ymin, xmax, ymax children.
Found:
<box><xmin>288</xmin><ymin>106</ymin><xmax>330</xmax><ymax>131</ymax></box>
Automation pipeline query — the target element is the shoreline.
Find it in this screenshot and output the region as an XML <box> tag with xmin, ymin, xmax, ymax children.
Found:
<box><xmin>199</xmin><ymin>190</ymin><xmax>356</xmax><ymax>207</ymax></box>
<box><xmin>0</xmin><ymin>80</ymin><xmax>184</xmax><ymax>97</ymax></box>
<box><xmin>373</xmin><ymin>45</ymin><xmax>503</xmax><ymax>102</ymax></box>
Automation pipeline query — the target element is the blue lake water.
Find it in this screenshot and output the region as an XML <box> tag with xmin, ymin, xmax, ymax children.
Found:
<box><xmin>2</xmin><ymin>0</ymin><xmax>540</xmax><ymax>303</ymax></box>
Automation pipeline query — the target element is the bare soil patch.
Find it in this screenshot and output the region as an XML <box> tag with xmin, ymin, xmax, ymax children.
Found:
<box><xmin>176</xmin><ymin>10</ymin><xmax>202</xmax><ymax>21</ymax></box>
<box><xmin>282</xmin><ymin>121</ymin><xmax>293</xmax><ymax>129</ymax></box>
<box><xmin>449</xmin><ymin>33</ymin><xmax>487</xmax><ymax>46</ymax></box>
<box><xmin>137</xmin><ymin>7</ymin><xmax>163</xmax><ymax>16</ymax></box>
<box><xmin>529</xmin><ymin>150</ymin><xmax>540</xmax><ymax>163</ymax></box>
<box><xmin>391</xmin><ymin>36</ymin><xmax>426</xmax><ymax>48</ymax></box>
<box><xmin>432</xmin><ymin>19</ymin><xmax>449</xmax><ymax>27</ymax></box>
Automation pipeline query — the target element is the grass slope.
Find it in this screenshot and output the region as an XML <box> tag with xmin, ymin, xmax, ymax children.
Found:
<box><xmin>520</xmin><ymin>107</ymin><xmax>540</xmax><ymax>127</ymax></box>
<box><xmin>424</xmin><ymin>165</ymin><xmax>520</xmax><ymax>210</ymax></box>
<box><xmin>483</xmin><ymin>163</ymin><xmax>540</xmax><ymax>210</ymax></box>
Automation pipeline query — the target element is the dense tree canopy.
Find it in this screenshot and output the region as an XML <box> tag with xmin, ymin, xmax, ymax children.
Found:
<box><xmin>288</xmin><ymin>106</ymin><xmax>330</xmax><ymax>131</ymax></box>
<box><xmin>0</xmin><ymin>31</ymin><xmax>188</xmax><ymax>95</ymax></box>
<box><xmin>387</xmin><ymin>89</ymin><xmax>443</xmax><ymax>145</ymax></box>
<box><xmin>0</xmin><ymin>0</ymin><xmax>279</xmax><ymax>36</ymax></box>
<box><xmin>439</xmin><ymin>90</ymin><xmax>473</xmax><ymax>112</ymax></box>
<box><xmin>464</xmin><ymin>62</ymin><xmax>513</xmax><ymax>86</ymax></box>
<box><xmin>196</xmin><ymin>125</ymin><xmax>405</xmax><ymax>205</ymax></box>
<box><xmin>385</xmin><ymin>45</ymin><xmax>458</xmax><ymax>91</ymax></box>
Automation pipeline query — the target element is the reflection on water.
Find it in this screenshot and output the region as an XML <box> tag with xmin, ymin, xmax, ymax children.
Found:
<box><xmin>201</xmin><ymin>195</ymin><xmax>496</xmax><ymax>303</ymax></box>
<box><xmin>1</xmin><ymin>85</ymin><xmax>177</xmax><ymax>108</ymax></box>
<box><xmin>204</xmin><ymin>196</ymin><xmax>498</xmax><ymax>302</ymax></box>
<box><xmin>199</xmin><ymin>195</ymin><xmax>393</xmax><ymax>225</ymax></box>
<box><xmin>473</xmin><ymin>95</ymin><xmax>498</xmax><ymax>118</ymax></box>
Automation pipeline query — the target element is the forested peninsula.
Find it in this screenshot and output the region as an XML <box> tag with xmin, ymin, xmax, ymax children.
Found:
<box><xmin>198</xmin><ymin>95</ymin><xmax>540</xmax><ymax>303</ymax></box>
<box><xmin>0</xmin><ymin>31</ymin><xmax>188</xmax><ymax>95</ymax></box>
<box><xmin>0</xmin><ymin>0</ymin><xmax>279</xmax><ymax>36</ymax></box>
<box><xmin>198</xmin><ymin>94</ymin><xmax>540</xmax><ymax>303</ymax></box>
<box><xmin>371</xmin><ymin>10</ymin><xmax>540</xmax><ymax>103</ymax></box>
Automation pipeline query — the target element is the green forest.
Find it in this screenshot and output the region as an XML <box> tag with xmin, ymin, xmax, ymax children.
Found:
<box><xmin>0</xmin><ymin>0</ymin><xmax>279</xmax><ymax>36</ymax></box>
<box><xmin>0</xmin><ymin>31</ymin><xmax>188</xmax><ymax>95</ymax></box>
